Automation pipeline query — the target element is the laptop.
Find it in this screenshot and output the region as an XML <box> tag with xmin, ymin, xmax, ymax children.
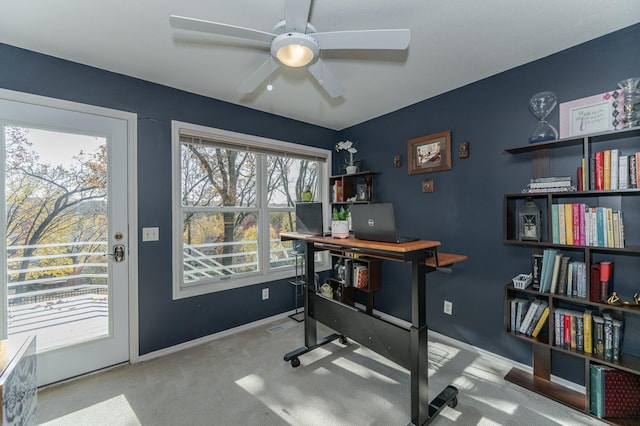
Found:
<box><xmin>295</xmin><ymin>202</ymin><xmax>324</xmax><ymax>236</ymax></box>
<box><xmin>350</xmin><ymin>203</ymin><xmax>418</xmax><ymax>244</ymax></box>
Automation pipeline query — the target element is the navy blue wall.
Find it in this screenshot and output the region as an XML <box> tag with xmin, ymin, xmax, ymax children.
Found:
<box><xmin>337</xmin><ymin>23</ymin><xmax>640</xmax><ymax>381</ymax></box>
<box><xmin>0</xmin><ymin>43</ymin><xmax>336</xmax><ymax>354</ymax></box>
<box><xmin>1</xmin><ymin>23</ymin><xmax>639</xmax><ymax>376</ymax></box>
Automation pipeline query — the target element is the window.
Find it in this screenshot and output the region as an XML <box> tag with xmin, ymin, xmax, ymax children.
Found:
<box><xmin>172</xmin><ymin>121</ymin><xmax>330</xmax><ymax>298</ymax></box>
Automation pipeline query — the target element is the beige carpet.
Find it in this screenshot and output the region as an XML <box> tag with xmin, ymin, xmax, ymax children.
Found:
<box><xmin>37</xmin><ymin>317</ymin><xmax>606</xmax><ymax>425</ymax></box>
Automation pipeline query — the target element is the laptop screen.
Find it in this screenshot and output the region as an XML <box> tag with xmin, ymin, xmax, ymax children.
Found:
<box><xmin>350</xmin><ymin>203</ymin><xmax>417</xmax><ymax>243</ymax></box>
<box><xmin>295</xmin><ymin>202</ymin><xmax>324</xmax><ymax>235</ymax></box>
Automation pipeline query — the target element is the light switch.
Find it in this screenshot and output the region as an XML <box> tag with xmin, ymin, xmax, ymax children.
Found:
<box><xmin>142</xmin><ymin>227</ymin><xmax>159</xmax><ymax>242</ymax></box>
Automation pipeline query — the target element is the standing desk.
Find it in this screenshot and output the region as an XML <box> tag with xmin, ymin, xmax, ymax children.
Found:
<box><xmin>280</xmin><ymin>232</ymin><xmax>461</xmax><ymax>426</ymax></box>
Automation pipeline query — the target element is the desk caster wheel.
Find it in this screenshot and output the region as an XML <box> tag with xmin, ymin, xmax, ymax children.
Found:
<box><xmin>339</xmin><ymin>336</ymin><xmax>348</xmax><ymax>344</ymax></box>
<box><xmin>448</xmin><ymin>397</ymin><xmax>457</xmax><ymax>409</ymax></box>
<box><xmin>290</xmin><ymin>357</ymin><xmax>300</xmax><ymax>368</ymax></box>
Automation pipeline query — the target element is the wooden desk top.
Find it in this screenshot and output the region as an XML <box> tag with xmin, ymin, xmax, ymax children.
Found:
<box><xmin>281</xmin><ymin>232</ymin><xmax>468</xmax><ymax>267</ymax></box>
<box><xmin>281</xmin><ymin>232</ymin><xmax>440</xmax><ymax>252</ymax></box>
<box><xmin>280</xmin><ymin>232</ymin><xmax>440</xmax><ymax>262</ymax></box>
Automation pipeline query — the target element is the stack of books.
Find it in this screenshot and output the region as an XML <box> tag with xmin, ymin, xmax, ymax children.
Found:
<box><xmin>522</xmin><ymin>176</ymin><xmax>576</xmax><ymax>194</ymax></box>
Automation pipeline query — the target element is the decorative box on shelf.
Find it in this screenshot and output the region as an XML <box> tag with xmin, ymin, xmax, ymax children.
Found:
<box><xmin>512</xmin><ymin>273</ymin><xmax>532</xmax><ymax>289</ymax></box>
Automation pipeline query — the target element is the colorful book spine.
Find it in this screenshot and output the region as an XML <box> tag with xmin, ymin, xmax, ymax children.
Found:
<box><xmin>583</xmin><ymin>310</ymin><xmax>593</xmax><ymax>354</ymax></box>
<box><xmin>595</xmin><ymin>151</ymin><xmax>604</xmax><ymax>190</ymax></box>
<box><xmin>603</xmin><ymin>149</ymin><xmax>611</xmax><ymax>190</ymax></box>
<box><xmin>619</xmin><ymin>154</ymin><xmax>629</xmax><ymax>189</ymax></box>
<box><xmin>551</xmin><ymin>204</ymin><xmax>559</xmax><ymax>244</ymax></box>
<box><xmin>564</xmin><ymin>204</ymin><xmax>574</xmax><ymax>245</ymax></box>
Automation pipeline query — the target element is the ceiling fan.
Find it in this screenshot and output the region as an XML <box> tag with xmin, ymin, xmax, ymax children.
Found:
<box><xmin>169</xmin><ymin>0</ymin><xmax>410</xmax><ymax>98</ymax></box>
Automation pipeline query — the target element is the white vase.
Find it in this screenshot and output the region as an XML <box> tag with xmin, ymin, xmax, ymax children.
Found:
<box><xmin>346</xmin><ymin>165</ymin><xmax>358</xmax><ymax>174</ymax></box>
<box><xmin>331</xmin><ymin>220</ymin><xmax>349</xmax><ymax>238</ymax></box>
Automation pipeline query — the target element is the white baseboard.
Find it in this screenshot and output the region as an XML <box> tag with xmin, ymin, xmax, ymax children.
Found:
<box><xmin>137</xmin><ymin>311</ymin><xmax>293</xmax><ymax>363</ymax></box>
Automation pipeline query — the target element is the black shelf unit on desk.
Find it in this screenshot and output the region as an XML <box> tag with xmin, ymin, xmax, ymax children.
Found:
<box><xmin>503</xmin><ymin>126</ymin><xmax>640</xmax><ymax>425</ymax></box>
<box><xmin>328</xmin><ymin>251</ymin><xmax>382</xmax><ymax>315</ymax></box>
<box><xmin>330</xmin><ymin>171</ymin><xmax>377</xmax><ymax>205</ymax></box>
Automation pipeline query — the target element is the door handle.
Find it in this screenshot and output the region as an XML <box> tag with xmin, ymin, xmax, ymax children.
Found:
<box><xmin>105</xmin><ymin>244</ymin><xmax>126</xmax><ymax>262</ymax></box>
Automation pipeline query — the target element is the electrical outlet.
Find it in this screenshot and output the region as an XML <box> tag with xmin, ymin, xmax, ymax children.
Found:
<box><xmin>142</xmin><ymin>227</ymin><xmax>159</xmax><ymax>242</ymax></box>
<box><xmin>262</xmin><ymin>288</ymin><xmax>269</xmax><ymax>300</ymax></box>
<box><xmin>444</xmin><ymin>300</ymin><xmax>453</xmax><ymax>315</ymax></box>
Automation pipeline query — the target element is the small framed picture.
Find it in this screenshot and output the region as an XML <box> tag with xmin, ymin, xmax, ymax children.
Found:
<box><xmin>407</xmin><ymin>130</ymin><xmax>451</xmax><ymax>175</ymax></box>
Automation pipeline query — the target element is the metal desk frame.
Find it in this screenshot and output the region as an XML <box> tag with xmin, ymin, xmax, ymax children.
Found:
<box><xmin>281</xmin><ymin>233</ymin><xmax>458</xmax><ymax>426</ymax></box>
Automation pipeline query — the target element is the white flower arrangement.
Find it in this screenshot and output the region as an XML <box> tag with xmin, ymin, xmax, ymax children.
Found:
<box><xmin>335</xmin><ymin>140</ymin><xmax>357</xmax><ymax>166</ymax></box>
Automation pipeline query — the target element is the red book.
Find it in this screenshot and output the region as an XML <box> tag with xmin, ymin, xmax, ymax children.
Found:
<box><xmin>564</xmin><ymin>314</ymin><xmax>571</xmax><ymax>349</ymax></box>
<box><xmin>594</xmin><ymin>151</ymin><xmax>604</xmax><ymax>190</ymax></box>
<box><xmin>604</xmin><ymin>369</ymin><xmax>640</xmax><ymax>417</ymax></box>
<box><xmin>600</xmin><ymin>261</ymin><xmax>614</xmax><ymax>302</ymax></box>
<box><xmin>577</xmin><ymin>166</ymin><xmax>583</xmax><ymax>191</ymax></box>
<box><xmin>636</xmin><ymin>152</ymin><xmax>640</xmax><ymax>188</ymax></box>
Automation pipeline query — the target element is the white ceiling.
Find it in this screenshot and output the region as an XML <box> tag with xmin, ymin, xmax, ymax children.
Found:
<box><xmin>1</xmin><ymin>1</ymin><xmax>639</xmax><ymax>130</ymax></box>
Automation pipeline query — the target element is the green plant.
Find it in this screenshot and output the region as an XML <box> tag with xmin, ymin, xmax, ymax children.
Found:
<box><xmin>332</xmin><ymin>207</ymin><xmax>349</xmax><ymax>221</ymax></box>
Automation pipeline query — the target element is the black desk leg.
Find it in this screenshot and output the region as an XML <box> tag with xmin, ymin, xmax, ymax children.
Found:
<box><xmin>283</xmin><ymin>240</ymin><xmax>345</xmax><ymax>368</ymax></box>
<box><xmin>409</xmin><ymin>260</ymin><xmax>458</xmax><ymax>426</ymax></box>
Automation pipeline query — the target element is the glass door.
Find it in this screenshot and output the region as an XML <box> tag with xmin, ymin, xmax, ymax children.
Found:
<box><xmin>1</xmin><ymin>95</ymin><xmax>131</xmax><ymax>385</ymax></box>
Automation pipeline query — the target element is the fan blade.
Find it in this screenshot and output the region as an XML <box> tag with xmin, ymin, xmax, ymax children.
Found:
<box><xmin>238</xmin><ymin>58</ymin><xmax>280</xmax><ymax>94</ymax></box>
<box><xmin>313</xmin><ymin>29</ymin><xmax>410</xmax><ymax>50</ymax></box>
<box><xmin>170</xmin><ymin>15</ymin><xmax>276</xmax><ymax>44</ymax></box>
<box><xmin>308</xmin><ymin>60</ymin><xmax>344</xmax><ymax>98</ymax></box>
<box><xmin>284</xmin><ymin>0</ymin><xmax>311</xmax><ymax>33</ymax></box>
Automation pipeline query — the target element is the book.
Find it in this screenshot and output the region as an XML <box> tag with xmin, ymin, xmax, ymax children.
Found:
<box><xmin>515</xmin><ymin>299</ymin><xmax>530</xmax><ymax>332</ymax></box>
<box><xmin>539</xmin><ymin>249</ymin><xmax>558</xmax><ymax>293</ymax></box>
<box><xmin>551</xmin><ymin>204</ymin><xmax>559</xmax><ymax>244</ymax></box>
<box><xmin>558</xmin><ymin>204</ymin><xmax>566</xmax><ymax>245</ymax></box>
<box><xmin>603</xmin><ymin>368</ymin><xmax>640</xmax><ymax>417</ymax></box>
<box><xmin>510</xmin><ymin>298</ymin><xmax>527</xmax><ymax>332</ymax></box>
<box><xmin>353</xmin><ymin>264</ymin><xmax>368</xmax><ymax>289</ymax></box>
<box><xmin>593</xmin><ymin>316</ymin><xmax>605</xmax><ymax>357</ymax></box>
<box><xmin>572</xmin><ymin>203</ymin><xmax>580</xmax><ymax>246</ymax></box>
<box><xmin>531</xmin><ymin>254</ymin><xmax>543</xmax><ymax>291</ymax></box>
<box><xmin>564</xmin><ymin>204</ymin><xmax>574</xmax><ymax>245</ymax></box>
<box><xmin>563</xmin><ymin>312</ymin><xmax>572</xmax><ymax>349</ymax></box>
<box><xmin>583</xmin><ymin>310</ymin><xmax>593</xmax><ymax>354</ymax></box>
<box><xmin>619</xmin><ymin>154</ymin><xmax>629</xmax><ymax>189</ymax></box>
<box><xmin>603</xmin><ymin>149</ymin><xmax>611</xmax><ymax>190</ymax></box>
<box><xmin>610</xmin><ymin>148</ymin><xmax>619</xmax><ymax>190</ymax></box>
<box><xmin>549</xmin><ymin>253</ymin><xmax>562</xmax><ymax>294</ymax></box>
<box><xmin>594</xmin><ymin>151</ymin><xmax>604</xmax><ymax>190</ymax></box>
<box><xmin>575</xmin><ymin>312</ymin><xmax>584</xmax><ymax>352</ymax></box>
<box><xmin>612</xmin><ymin>319</ymin><xmax>623</xmax><ymax>362</ymax></box>
<box><xmin>602</xmin><ymin>312</ymin><xmax>613</xmax><ymax>361</ymax></box>
<box><xmin>519</xmin><ymin>299</ymin><xmax>541</xmax><ymax>334</ymax></box>
<box><xmin>599</xmin><ymin>261</ymin><xmax>614</xmax><ymax>302</ymax></box>
<box><xmin>530</xmin><ymin>176</ymin><xmax>572</xmax><ymax>183</ymax></box>
<box><xmin>630</xmin><ymin>154</ymin><xmax>638</xmax><ymax>188</ymax></box>
<box><xmin>526</xmin><ymin>300</ymin><xmax>548</xmax><ymax>336</ymax></box>
<box><xmin>590</xmin><ymin>364</ymin><xmax>607</xmax><ymax>417</ymax></box>
<box><xmin>528</xmin><ymin>180</ymin><xmax>572</xmax><ymax>189</ymax></box>
<box><xmin>531</xmin><ymin>306</ymin><xmax>550</xmax><ymax>338</ymax></box>
<box><xmin>557</xmin><ymin>256</ymin><xmax>570</xmax><ymax>295</ymax></box>
<box><xmin>590</xmin><ymin>263</ymin><xmax>601</xmax><ymax>302</ymax></box>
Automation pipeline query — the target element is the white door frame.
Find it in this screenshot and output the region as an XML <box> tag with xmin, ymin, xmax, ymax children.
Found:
<box><xmin>0</xmin><ymin>88</ymin><xmax>139</xmax><ymax>367</ymax></box>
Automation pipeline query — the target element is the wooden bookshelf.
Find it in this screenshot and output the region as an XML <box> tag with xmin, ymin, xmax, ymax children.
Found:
<box><xmin>503</xmin><ymin>126</ymin><xmax>640</xmax><ymax>425</ymax></box>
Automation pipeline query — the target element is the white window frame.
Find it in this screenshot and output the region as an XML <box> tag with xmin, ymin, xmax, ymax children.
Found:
<box><xmin>172</xmin><ymin>120</ymin><xmax>331</xmax><ymax>299</ymax></box>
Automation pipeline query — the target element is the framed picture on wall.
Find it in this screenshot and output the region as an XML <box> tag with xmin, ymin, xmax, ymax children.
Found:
<box><xmin>407</xmin><ymin>130</ymin><xmax>452</xmax><ymax>175</ymax></box>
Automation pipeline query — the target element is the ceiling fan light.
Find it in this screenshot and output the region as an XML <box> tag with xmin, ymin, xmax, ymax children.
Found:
<box><xmin>271</xmin><ymin>32</ymin><xmax>319</xmax><ymax>67</ymax></box>
<box><xmin>277</xmin><ymin>44</ymin><xmax>314</xmax><ymax>67</ymax></box>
